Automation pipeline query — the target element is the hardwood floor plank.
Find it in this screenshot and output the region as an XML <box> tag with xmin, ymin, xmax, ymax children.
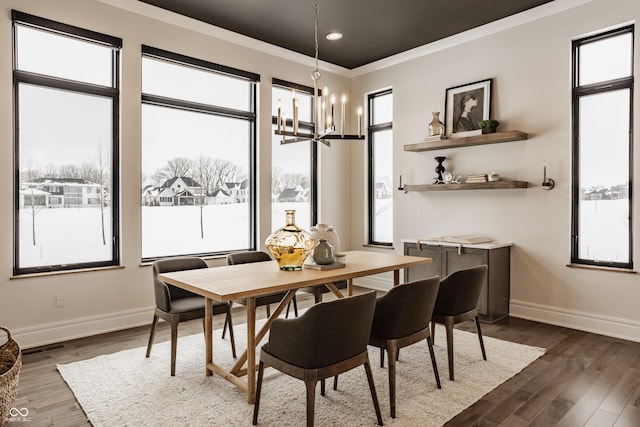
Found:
<box><xmin>555</xmin><ymin>381</ymin><xmax>612</xmax><ymax>427</ymax></box>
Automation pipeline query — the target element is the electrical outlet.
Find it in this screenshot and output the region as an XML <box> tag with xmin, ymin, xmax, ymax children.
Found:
<box><xmin>55</xmin><ymin>294</ymin><xmax>64</xmax><ymax>308</ymax></box>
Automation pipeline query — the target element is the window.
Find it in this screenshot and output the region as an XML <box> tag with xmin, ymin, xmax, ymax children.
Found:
<box><xmin>271</xmin><ymin>79</ymin><xmax>317</xmax><ymax>232</ymax></box>
<box><xmin>572</xmin><ymin>25</ymin><xmax>634</xmax><ymax>269</ymax></box>
<box><xmin>367</xmin><ymin>90</ymin><xmax>393</xmax><ymax>246</ymax></box>
<box><xmin>141</xmin><ymin>46</ymin><xmax>259</xmax><ymax>261</ymax></box>
<box><xmin>12</xmin><ymin>11</ymin><xmax>121</xmax><ymax>275</ymax></box>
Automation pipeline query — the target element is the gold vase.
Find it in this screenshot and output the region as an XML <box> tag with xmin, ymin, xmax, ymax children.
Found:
<box><xmin>265</xmin><ymin>210</ymin><xmax>315</xmax><ymax>271</ymax></box>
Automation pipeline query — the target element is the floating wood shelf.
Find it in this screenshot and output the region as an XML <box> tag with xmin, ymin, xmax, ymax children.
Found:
<box><xmin>402</xmin><ymin>180</ymin><xmax>529</xmax><ymax>192</ymax></box>
<box><xmin>404</xmin><ymin>130</ymin><xmax>528</xmax><ymax>152</ymax></box>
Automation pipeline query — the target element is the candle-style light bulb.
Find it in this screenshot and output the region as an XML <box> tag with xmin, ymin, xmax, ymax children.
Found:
<box><xmin>357</xmin><ymin>106</ymin><xmax>363</xmax><ymax>137</ymax></box>
<box><xmin>277</xmin><ymin>99</ymin><xmax>282</xmax><ymax>132</ymax></box>
<box><xmin>330</xmin><ymin>95</ymin><xmax>336</xmax><ymax>129</ymax></box>
<box><xmin>341</xmin><ymin>94</ymin><xmax>346</xmax><ymax>137</ymax></box>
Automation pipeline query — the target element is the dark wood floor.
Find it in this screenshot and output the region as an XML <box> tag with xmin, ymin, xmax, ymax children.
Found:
<box><xmin>8</xmin><ymin>290</ymin><xmax>640</xmax><ymax>427</ymax></box>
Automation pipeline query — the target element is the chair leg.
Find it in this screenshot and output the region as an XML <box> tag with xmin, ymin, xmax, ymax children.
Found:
<box><xmin>445</xmin><ymin>318</ymin><xmax>455</xmax><ymax>381</ymax></box>
<box><xmin>387</xmin><ymin>342</ymin><xmax>398</xmax><ymax>418</ymax></box>
<box><xmin>475</xmin><ymin>315</ymin><xmax>487</xmax><ymax>361</ymax></box>
<box><xmin>226</xmin><ymin>307</ymin><xmax>237</xmax><ymax>358</ymax></box>
<box><xmin>170</xmin><ymin>315</ymin><xmax>179</xmax><ymax>376</ymax></box>
<box><xmin>293</xmin><ymin>295</ymin><xmax>298</xmax><ymax>317</ymax></box>
<box><xmin>426</xmin><ymin>335</ymin><xmax>442</xmax><ymax>389</ymax></box>
<box><xmin>145</xmin><ymin>313</ymin><xmax>159</xmax><ymax>358</ymax></box>
<box><xmin>265</xmin><ymin>304</ymin><xmax>271</xmax><ymax>318</ymax></box>
<box><xmin>333</xmin><ymin>375</ymin><xmax>338</xmax><ymax>390</ymax></box>
<box><xmin>320</xmin><ymin>379</ymin><xmax>326</xmax><ymax>396</ymax></box>
<box><xmin>222</xmin><ymin>301</ymin><xmax>233</xmax><ymax>339</ymax></box>
<box><xmin>380</xmin><ymin>347</ymin><xmax>385</xmax><ymax>368</ymax></box>
<box><xmin>252</xmin><ymin>361</ymin><xmax>265</xmax><ymax>425</ymax></box>
<box><xmin>304</xmin><ymin>379</ymin><xmax>317</xmax><ymax>427</ymax></box>
<box><xmin>363</xmin><ymin>359</ymin><xmax>384</xmax><ymax>426</ymax></box>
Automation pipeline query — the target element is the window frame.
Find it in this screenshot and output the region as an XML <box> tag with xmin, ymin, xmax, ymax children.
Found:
<box><xmin>571</xmin><ymin>24</ymin><xmax>634</xmax><ymax>269</ymax></box>
<box><xmin>367</xmin><ymin>89</ymin><xmax>393</xmax><ymax>247</ymax></box>
<box><xmin>140</xmin><ymin>46</ymin><xmax>259</xmax><ymax>262</ymax></box>
<box><xmin>12</xmin><ymin>10</ymin><xmax>122</xmax><ymax>275</ymax></box>
<box><xmin>271</xmin><ymin>78</ymin><xmax>318</xmax><ymax>228</ymax></box>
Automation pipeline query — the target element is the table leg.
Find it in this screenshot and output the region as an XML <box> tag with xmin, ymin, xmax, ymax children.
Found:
<box><xmin>205</xmin><ymin>297</ymin><xmax>213</xmax><ymax>376</ymax></box>
<box><xmin>347</xmin><ymin>278</ymin><xmax>353</xmax><ymax>296</ymax></box>
<box><xmin>247</xmin><ymin>296</ymin><xmax>256</xmax><ymax>404</ymax></box>
<box><xmin>394</xmin><ymin>269</ymin><xmax>400</xmax><ymax>286</ymax></box>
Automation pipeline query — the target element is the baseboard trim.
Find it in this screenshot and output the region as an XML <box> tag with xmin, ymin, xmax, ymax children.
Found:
<box><xmin>13</xmin><ymin>307</ymin><xmax>155</xmax><ymax>350</ymax></box>
<box><xmin>510</xmin><ymin>299</ymin><xmax>640</xmax><ymax>344</ymax></box>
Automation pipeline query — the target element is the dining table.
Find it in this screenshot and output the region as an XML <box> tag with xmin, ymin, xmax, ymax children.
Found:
<box><xmin>158</xmin><ymin>249</ymin><xmax>432</xmax><ymax>403</ymax></box>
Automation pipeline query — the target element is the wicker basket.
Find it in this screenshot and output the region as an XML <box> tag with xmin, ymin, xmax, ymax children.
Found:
<box><xmin>0</xmin><ymin>326</ymin><xmax>21</xmax><ymax>426</ymax></box>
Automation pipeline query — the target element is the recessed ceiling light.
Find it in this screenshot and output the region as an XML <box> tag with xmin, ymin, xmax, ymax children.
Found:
<box><xmin>326</xmin><ymin>32</ymin><xmax>343</xmax><ymax>41</ymax></box>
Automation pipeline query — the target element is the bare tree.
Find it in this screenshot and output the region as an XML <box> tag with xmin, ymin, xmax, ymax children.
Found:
<box><xmin>192</xmin><ymin>156</ymin><xmax>215</xmax><ymax>238</ymax></box>
<box><xmin>211</xmin><ymin>158</ymin><xmax>242</xmax><ymax>191</ymax></box>
<box><xmin>93</xmin><ymin>144</ymin><xmax>110</xmax><ymax>245</ymax></box>
<box><xmin>58</xmin><ymin>164</ymin><xmax>82</xmax><ymax>179</ymax></box>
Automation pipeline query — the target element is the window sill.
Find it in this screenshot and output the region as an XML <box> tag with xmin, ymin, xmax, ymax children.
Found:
<box><xmin>566</xmin><ymin>263</ymin><xmax>636</xmax><ymax>274</ymax></box>
<box><xmin>11</xmin><ymin>264</ymin><xmax>124</xmax><ymax>280</ymax></box>
<box><xmin>362</xmin><ymin>244</ymin><xmax>395</xmax><ymax>250</ymax></box>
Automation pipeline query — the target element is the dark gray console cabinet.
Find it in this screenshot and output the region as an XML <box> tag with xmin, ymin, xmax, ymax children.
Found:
<box><xmin>404</xmin><ymin>241</ymin><xmax>511</xmax><ymax>323</ymax></box>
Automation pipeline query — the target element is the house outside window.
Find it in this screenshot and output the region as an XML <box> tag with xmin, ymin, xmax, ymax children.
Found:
<box><xmin>367</xmin><ymin>89</ymin><xmax>393</xmax><ymax>246</ymax></box>
<box><xmin>271</xmin><ymin>79</ymin><xmax>317</xmax><ymax>232</ymax></box>
<box><xmin>141</xmin><ymin>46</ymin><xmax>258</xmax><ymax>261</ymax></box>
<box><xmin>571</xmin><ymin>25</ymin><xmax>634</xmax><ymax>269</ymax></box>
<box><xmin>12</xmin><ymin>11</ymin><xmax>121</xmax><ymax>275</ymax></box>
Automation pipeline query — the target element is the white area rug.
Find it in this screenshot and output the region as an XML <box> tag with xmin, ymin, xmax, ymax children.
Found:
<box><xmin>58</xmin><ymin>323</ymin><xmax>544</xmax><ymax>426</ymax></box>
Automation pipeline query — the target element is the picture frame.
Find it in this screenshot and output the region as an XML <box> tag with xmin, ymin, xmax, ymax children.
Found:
<box><xmin>444</xmin><ymin>78</ymin><xmax>492</xmax><ymax>138</ymax></box>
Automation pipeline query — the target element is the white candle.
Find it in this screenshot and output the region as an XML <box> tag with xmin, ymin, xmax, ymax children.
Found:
<box><xmin>327</xmin><ymin>114</ymin><xmax>332</xmax><ymax>128</ymax></box>
<box><xmin>357</xmin><ymin>106</ymin><xmax>363</xmax><ymax>137</ymax></box>
<box><xmin>281</xmin><ymin>112</ymin><xmax>286</xmax><ymax>143</ymax></box>
<box><xmin>323</xmin><ymin>87</ymin><xmax>329</xmax><ymax>130</ymax></box>
<box><xmin>293</xmin><ymin>97</ymin><xmax>299</xmax><ymax>135</ymax></box>
<box><xmin>341</xmin><ymin>94</ymin><xmax>346</xmax><ymax>137</ymax></box>
<box><xmin>276</xmin><ymin>99</ymin><xmax>282</xmax><ymax>132</ymax></box>
<box><xmin>330</xmin><ymin>95</ymin><xmax>336</xmax><ymax>129</ymax></box>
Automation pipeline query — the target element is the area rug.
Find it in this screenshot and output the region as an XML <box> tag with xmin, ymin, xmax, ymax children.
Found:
<box><xmin>57</xmin><ymin>323</ymin><xmax>545</xmax><ymax>426</ymax></box>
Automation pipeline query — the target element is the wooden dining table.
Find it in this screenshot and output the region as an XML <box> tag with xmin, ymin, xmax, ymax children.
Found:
<box><xmin>158</xmin><ymin>250</ymin><xmax>432</xmax><ymax>403</ymax></box>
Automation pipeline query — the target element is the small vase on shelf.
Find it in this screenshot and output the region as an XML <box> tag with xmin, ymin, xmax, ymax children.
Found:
<box><xmin>428</xmin><ymin>112</ymin><xmax>445</xmax><ymax>137</ymax></box>
<box><xmin>434</xmin><ymin>156</ymin><xmax>446</xmax><ymax>184</ymax></box>
<box><xmin>265</xmin><ymin>210</ymin><xmax>316</xmax><ymax>271</ymax></box>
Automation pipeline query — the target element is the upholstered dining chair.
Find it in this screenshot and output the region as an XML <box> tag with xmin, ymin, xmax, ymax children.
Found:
<box><xmin>225</xmin><ymin>251</ymin><xmax>298</xmax><ymax>320</ymax></box>
<box><xmin>146</xmin><ymin>256</ymin><xmax>236</xmax><ymax>376</ymax></box>
<box><xmin>253</xmin><ymin>291</ymin><xmax>383</xmax><ymax>427</ymax></box>
<box><xmin>367</xmin><ymin>276</ymin><xmax>442</xmax><ymax>418</ymax></box>
<box><xmin>431</xmin><ymin>264</ymin><xmax>488</xmax><ymax>381</ymax></box>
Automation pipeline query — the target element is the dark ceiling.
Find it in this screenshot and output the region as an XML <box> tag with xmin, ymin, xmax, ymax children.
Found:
<box><xmin>139</xmin><ymin>0</ymin><xmax>555</xmax><ymax>69</ymax></box>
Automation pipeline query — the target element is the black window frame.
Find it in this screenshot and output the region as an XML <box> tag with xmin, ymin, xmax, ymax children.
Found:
<box><xmin>271</xmin><ymin>78</ymin><xmax>318</xmax><ymax>228</ymax></box>
<box><xmin>140</xmin><ymin>46</ymin><xmax>259</xmax><ymax>262</ymax></box>
<box><xmin>12</xmin><ymin>10</ymin><xmax>122</xmax><ymax>275</ymax></box>
<box><xmin>571</xmin><ymin>24</ymin><xmax>634</xmax><ymax>269</ymax></box>
<box><xmin>367</xmin><ymin>89</ymin><xmax>393</xmax><ymax>247</ymax></box>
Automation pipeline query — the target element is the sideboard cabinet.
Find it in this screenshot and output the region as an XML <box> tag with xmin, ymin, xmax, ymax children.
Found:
<box><xmin>403</xmin><ymin>240</ymin><xmax>511</xmax><ymax>323</ymax></box>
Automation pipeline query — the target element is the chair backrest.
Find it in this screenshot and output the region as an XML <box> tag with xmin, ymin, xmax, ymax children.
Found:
<box><xmin>226</xmin><ymin>251</ymin><xmax>272</xmax><ymax>265</ymax></box>
<box><xmin>152</xmin><ymin>256</ymin><xmax>208</xmax><ymax>312</ymax></box>
<box><xmin>265</xmin><ymin>291</ymin><xmax>377</xmax><ymax>369</ymax></box>
<box><xmin>434</xmin><ymin>265</ymin><xmax>488</xmax><ymax>316</ymax></box>
<box><xmin>370</xmin><ymin>276</ymin><xmax>440</xmax><ymax>339</ymax></box>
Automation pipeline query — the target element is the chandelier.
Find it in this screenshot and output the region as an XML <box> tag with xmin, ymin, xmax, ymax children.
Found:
<box><xmin>274</xmin><ymin>0</ymin><xmax>364</xmax><ymax>146</ymax></box>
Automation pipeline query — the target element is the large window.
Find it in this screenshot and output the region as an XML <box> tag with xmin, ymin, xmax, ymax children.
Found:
<box><xmin>367</xmin><ymin>90</ymin><xmax>393</xmax><ymax>246</ymax></box>
<box><xmin>271</xmin><ymin>79</ymin><xmax>317</xmax><ymax>232</ymax></box>
<box><xmin>141</xmin><ymin>47</ymin><xmax>258</xmax><ymax>261</ymax></box>
<box><xmin>12</xmin><ymin>11</ymin><xmax>121</xmax><ymax>275</ymax></box>
<box><xmin>571</xmin><ymin>25</ymin><xmax>634</xmax><ymax>269</ymax></box>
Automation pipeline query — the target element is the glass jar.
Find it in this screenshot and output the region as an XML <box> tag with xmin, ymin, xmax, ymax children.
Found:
<box><xmin>428</xmin><ymin>112</ymin><xmax>445</xmax><ymax>136</ymax></box>
<box><xmin>265</xmin><ymin>210</ymin><xmax>316</xmax><ymax>271</ymax></box>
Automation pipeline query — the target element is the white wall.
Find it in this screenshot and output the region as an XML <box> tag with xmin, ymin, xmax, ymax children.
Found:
<box><xmin>0</xmin><ymin>0</ymin><xmax>351</xmax><ymax>348</ymax></box>
<box><xmin>2</xmin><ymin>0</ymin><xmax>639</xmax><ymax>348</ymax></box>
<box><xmin>350</xmin><ymin>0</ymin><xmax>640</xmax><ymax>342</ymax></box>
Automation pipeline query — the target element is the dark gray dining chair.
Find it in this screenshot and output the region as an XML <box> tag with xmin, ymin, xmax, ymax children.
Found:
<box><xmin>368</xmin><ymin>276</ymin><xmax>442</xmax><ymax>418</ymax></box>
<box><xmin>253</xmin><ymin>291</ymin><xmax>383</xmax><ymax>427</ymax></box>
<box><xmin>225</xmin><ymin>251</ymin><xmax>297</xmax><ymax>320</ymax></box>
<box><xmin>431</xmin><ymin>265</ymin><xmax>488</xmax><ymax>380</ymax></box>
<box><xmin>146</xmin><ymin>256</ymin><xmax>236</xmax><ymax>376</ymax></box>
